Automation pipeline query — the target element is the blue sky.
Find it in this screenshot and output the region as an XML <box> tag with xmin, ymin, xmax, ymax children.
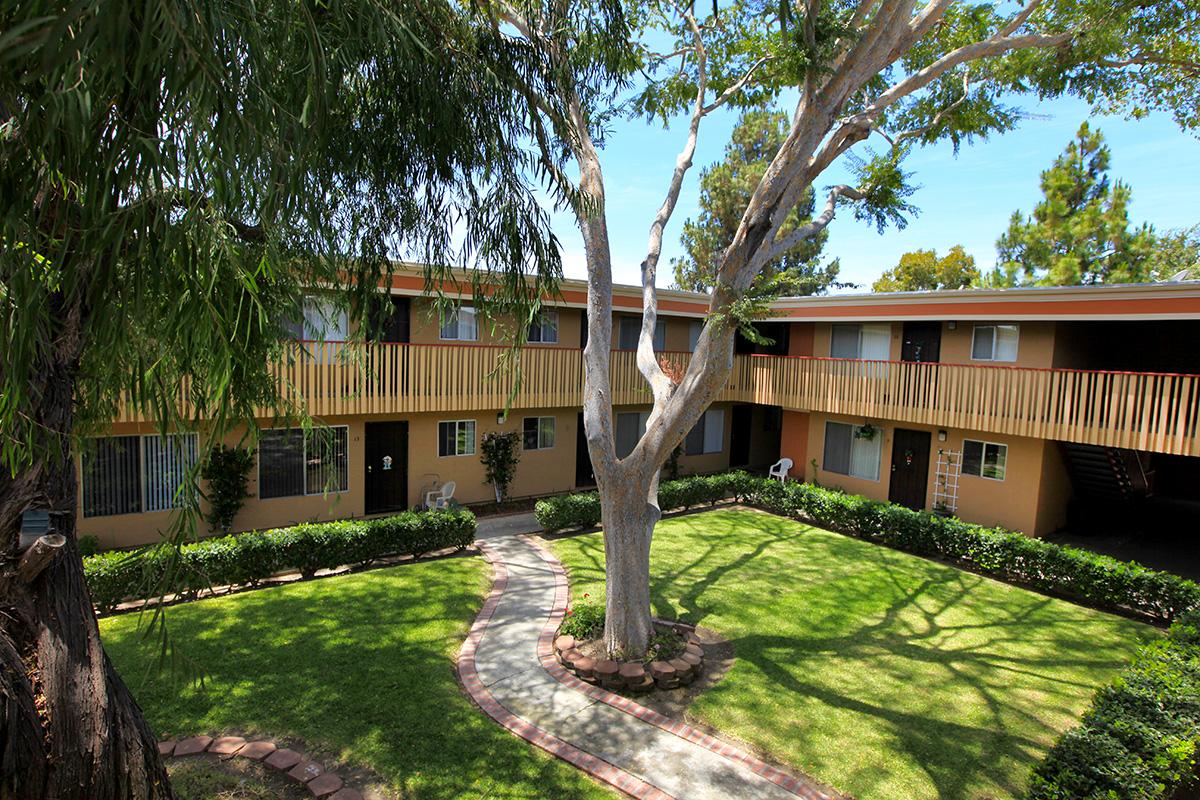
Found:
<box><xmin>545</xmin><ymin>96</ymin><xmax>1200</xmax><ymax>291</ymax></box>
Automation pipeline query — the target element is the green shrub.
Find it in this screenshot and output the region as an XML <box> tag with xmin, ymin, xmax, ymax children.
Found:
<box><xmin>83</xmin><ymin>508</ymin><xmax>475</xmax><ymax>613</ymax></box>
<box><xmin>534</xmin><ymin>470</ymin><xmax>755</xmax><ymax>532</ymax></box>
<box><xmin>1027</xmin><ymin>609</ymin><xmax>1200</xmax><ymax>800</ymax></box>
<box><xmin>77</xmin><ymin>535</ymin><xmax>100</xmax><ymax>557</ymax></box>
<box><xmin>559</xmin><ymin>593</ymin><xmax>604</xmax><ymax>639</ymax></box>
<box><xmin>200</xmin><ymin>444</ymin><xmax>255</xmax><ymax>533</ymax></box>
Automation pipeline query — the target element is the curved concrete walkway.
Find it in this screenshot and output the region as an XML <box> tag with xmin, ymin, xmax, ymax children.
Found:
<box><xmin>459</xmin><ymin>515</ymin><xmax>837</xmax><ymax>800</ymax></box>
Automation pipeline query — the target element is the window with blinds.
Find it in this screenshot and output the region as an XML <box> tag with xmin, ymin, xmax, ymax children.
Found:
<box><xmin>822</xmin><ymin>422</ymin><xmax>881</xmax><ymax>481</ymax></box>
<box><xmin>82</xmin><ymin>434</ymin><xmax>197</xmax><ymax>517</ymax></box>
<box><xmin>685</xmin><ymin>409</ymin><xmax>725</xmax><ymax>455</ymax></box>
<box><xmin>259</xmin><ymin>427</ymin><xmax>349</xmax><ymax>499</ymax></box>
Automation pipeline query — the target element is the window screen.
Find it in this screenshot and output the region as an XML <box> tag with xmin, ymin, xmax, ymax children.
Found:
<box><xmin>830</xmin><ymin>325</ymin><xmax>860</xmax><ymax>359</ymax></box>
<box><xmin>823</xmin><ymin>422</ymin><xmax>880</xmax><ymax>480</ymax></box>
<box><xmin>528</xmin><ymin>311</ymin><xmax>559</xmax><ymax>343</ymax></box>
<box><xmin>82</xmin><ymin>436</ymin><xmax>142</xmax><ymax>517</ymax></box>
<box><xmin>440</xmin><ymin>307</ymin><xmax>478</xmax><ymax>341</ymax></box>
<box><xmin>259</xmin><ymin>429</ymin><xmax>306</xmax><ymax>499</ymax></box>
<box><xmin>615</xmin><ymin>412</ymin><xmax>648</xmax><ymax>458</ymax></box>
<box><xmin>823</xmin><ymin>422</ymin><xmax>852</xmax><ymax>475</ymax></box>
<box><xmin>963</xmin><ymin>439</ymin><xmax>1007</xmax><ymax>480</ymax></box>
<box><xmin>438</xmin><ymin>420</ymin><xmax>476</xmax><ymax>457</ymax></box>
<box><xmin>523</xmin><ymin>417</ymin><xmax>555</xmax><ymax>449</ymax></box>
<box><xmin>305</xmin><ymin>427</ymin><xmax>349</xmax><ymax>494</ymax></box>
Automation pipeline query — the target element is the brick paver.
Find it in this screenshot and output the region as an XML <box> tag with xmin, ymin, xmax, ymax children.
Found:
<box><xmin>159</xmin><ymin>735</ymin><xmax>366</xmax><ymax>798</ymax></box>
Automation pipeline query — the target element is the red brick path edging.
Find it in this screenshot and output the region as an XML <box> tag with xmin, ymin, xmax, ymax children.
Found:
<box><xmin>158</xmin><ymin>734</ymin><xmax>361</xmax><ymax>799</ymax></box>
<box><xmin>460</xmin><ymin>541</ymin><xmax>672</xmax><ymax>800</ymax></box>
<box><xmin>522</xmin><ymin>535</ymin><xmax>836</xmax><ymax>800</ymax></box>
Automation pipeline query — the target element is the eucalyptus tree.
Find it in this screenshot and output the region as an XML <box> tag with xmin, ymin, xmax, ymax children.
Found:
<box><xmin>501</xmin><ymin>0</ymin><xmax>1200</xmax><ymax>657</ymax></box>
<box><xmin>0</xmin><ymin>2</ymin><xmax>560</xmax><ymax>797</ymax></box>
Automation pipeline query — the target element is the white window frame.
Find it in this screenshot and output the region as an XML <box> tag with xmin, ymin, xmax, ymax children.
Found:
<box><xmin>970</xmin><ymin>324</ymin><xmax>1019</xmax><ymax>362</ymax></box>
<box><xmin>438</xmin><ymin>419</ymin><xmax>477</xmax><ymax>457</ymax></box>
<box><xmin>528</xmin><ymin>311</ymin><xmax>559</xmax><ymax>344</ymax></box>
<box><xmin>258</xmin><ymin>426</ymin><xmax>350</xmax><ymax>500</ymax></box>
<box><xmin>822</xmin><ymin>422</ymin><xmax>882</xmax><ymax>482</ymax></box>
<box><xmin>82</xmin><ymin>433</ymin><xmax>199</xmax><ymax>517</ymax></box>
<box><xmin>962</xmin><ymin>438</ymin><xmax>1008</xmax><ymax>481</ymax></box>
<box><xmin>830</xmin><ymin>323</ymin><xmax>891</xmax><ymax>361</ymax></box>
<box><xmin>439</xmin><ymin>306</ymin><xmax>479</xmax><ymax>341</ymax></box>
<box><xmin>522</xmin><ymin>416</ymin><xmax>556</xmax><ymax>450</ymax></box>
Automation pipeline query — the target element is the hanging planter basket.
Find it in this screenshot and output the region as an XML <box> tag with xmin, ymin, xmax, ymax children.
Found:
<box><xmin>855</xmin><ymin>423</ymin><xmax>878</xmax><ymax>441</ymax></box>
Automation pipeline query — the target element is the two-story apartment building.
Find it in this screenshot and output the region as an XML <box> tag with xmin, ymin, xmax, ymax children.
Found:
<box><xmin>77</xmin><ymin>268</ymin><xmax>1200</xmax><ymax>549</ymax></box>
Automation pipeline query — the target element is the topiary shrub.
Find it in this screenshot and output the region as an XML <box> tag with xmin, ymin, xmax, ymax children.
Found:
<box><xmin>480</xmin><ymin>431</ymin><xmax>522</xmax><ymax>503</ymax></box>
<box><xmin>200</xmin><ymin>444</ymin><xmax>255</xmax><ymax>533</ymax></box>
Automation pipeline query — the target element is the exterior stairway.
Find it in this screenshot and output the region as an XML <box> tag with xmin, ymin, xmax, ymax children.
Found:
<box><xmin>1062</xmin><ymin>443</ymin><xmax>1153</xmax><ymax>500</ymax></box>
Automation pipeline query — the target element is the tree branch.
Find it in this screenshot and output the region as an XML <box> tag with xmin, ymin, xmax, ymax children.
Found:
<box><xmin>762</xmin><ymin>184</ymin><xmax>865</xmax><ymax>264</ymax></box>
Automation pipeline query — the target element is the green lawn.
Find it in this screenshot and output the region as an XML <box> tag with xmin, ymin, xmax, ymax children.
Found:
<box><xmin>548</xmin><ymin>509</ymin><xmax>1158</xmax><ymax>800</ymax></box>
<box><xmin>100</xmin><ymin>557</ymin><xmax>613</xmax><ymax>800</ymax></box>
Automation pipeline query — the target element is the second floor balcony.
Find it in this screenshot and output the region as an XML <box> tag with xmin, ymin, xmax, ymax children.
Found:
<box><xmin>114</xmin><ymin>341</ymin><xmax>1200</xmax><ymax>457</ymax></box>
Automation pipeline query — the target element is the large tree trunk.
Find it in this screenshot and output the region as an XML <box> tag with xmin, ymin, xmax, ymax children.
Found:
<box><xmin>599</xmin><ymin>476</ymin><xmax>660</xmax><ymax>657</ymax></box>
<box><xmin>0</xmin><ymin>318</ymin><xmax>173</xmax><ymax>799</ymax></box>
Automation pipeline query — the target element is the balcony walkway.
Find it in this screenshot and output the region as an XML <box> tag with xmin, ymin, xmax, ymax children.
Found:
<box><xmin>459</xmin><ymin>516</ymin><xmax>835</xmax><ymax>800</ymax></box>
<box><xmin>115</xmin><ymin>342</ymin><xmax>1200</xmax><ymax>458</ymax></box>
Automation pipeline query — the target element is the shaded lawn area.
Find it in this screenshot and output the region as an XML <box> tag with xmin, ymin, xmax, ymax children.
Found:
<box><xmin>548</xmin><ymin>509</ymin><xmax>1158</xmax><ymax>800</ymax></box>
<box><xmin>100</xmin><ymin>557</ymin><xmax>613</xmax><ymax>800</ymax></box>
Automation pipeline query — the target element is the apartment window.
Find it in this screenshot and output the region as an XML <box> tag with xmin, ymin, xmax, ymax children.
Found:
<box><xmin>280</xmin><ymin>295</ymin><xmax>348</xmax><ymax>342</ymax></box>
<box><xmin>259</xmin><ymin>427</ymin><xmax>348</xmax><ymax>499</ymax></box>
<box><xmin>971</xmin><ymin>324</ymin><xmax>1019</xmax><ymax>362</ymax></box>
<box><xmin>685</xmin><ymin>409</ymin><xmax>725</xmax><ymax>455</ymax></box>
<box><xmin>528</xmin><ymin>311</ymin><xmax>559</xmax><ymax>343</ymax></box>
<box><xmin>618</xmin><ymin>317</ymin><xmax>666</xmax><ymax>351</ymax></box>
<box><xmin>822</xmin><ymin>422</ymin><xmax>881</xmax><ymax>481</ymax></box>
<box><xmin>440</xmin><ymin>306</ymin><xmax>478</xmax><ymax>341</ymax></box>
<box><xmin>83</xmin><ymin>434</ymin><xmax>198</xmax><ymax>517</ymax></box>
<box><xmin>615</xmin><ymin>412</ymin><xmax>650</xmax><ymax>458</ymax></box>
<box><xmin>830</xmin><ymin>323</ymin><xmax>891</xmax><ymax>360</ymax></box>
<box><xmin>687</xmin><ymin>320</ymin><xmax>703</xmax><ymax>352</ymax></box>
<box><xmin>523</xmin><ymin>416</ymin><xmax>556</xmax><ymax>450</ymax></box>
<box><xmin>438</xmin><ymin>420</ymin><xmax>476</xmax><ymax>457</ymax></box>
<box><xmin>962</xmin><ymin>439</ymin><xmax>1008</xmax><ymax>480</ymax></box>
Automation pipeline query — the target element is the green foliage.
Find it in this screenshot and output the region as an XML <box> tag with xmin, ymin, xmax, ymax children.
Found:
<box><xmin>873</xmin><ymin>245</ymin><xmax>980</xmax><ymax>292</ymax></box>
<box><xmin>560</xmin><ymin>593</ymin><xmax>605</xmax><ymax>639</ymax></box>
<box><xmin>995</xmin><ymin>123</ymin><xmax>1158</xmax><ymax>286</ymax></box>
<box><xmin>200</xmin><ymin>445</ymin><xmax>255</xmax><ymax>533</ymax></box>
<box><xmin>1149</xmin><ymin>224</ymin><xmax>1200</xmax><ymax>281</ymax></box>
<box><xmin>1027</xmin><ymin>609</ymin><xmax>1200</xmax><ymax>800</ymax></box>
<box><xmin>83</xmin><ymin>509</ymin><xmax>476</xmax><ymax>613</ymax></box>
<box><xmin>480</xmin><ymin>431</ymin><xmax>522</xmax><ymax>503</ymax></box>
<box><xmin>534</xmin><ymin>470</ymin><xmax>759</xmax><ymax>532</ymax></box>
<box><xmin>672</xmin><ymin>110</ymin><xmax>842</xmax><ymax>295</ymax></box>
<box><xmin>845</xmin><ymin>147</ymin><xmax>921</xmax><ymax>233</ymax></box>
<box><xmin>77</xmin><ymin>535</ymin><xmax>100</xmax><ymax>558</ymax></box>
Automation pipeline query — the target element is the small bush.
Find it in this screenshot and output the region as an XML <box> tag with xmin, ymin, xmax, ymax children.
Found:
<box><xmin>534</xmin><ymin>470</ymin><xmax>755</xmax><ymax>532</ymax></box>
<box><xmin>559</xmin><ymin>593</ymin><xmax>604</xmax><ymax>639</ymax></box>
<box><xmin>83</xmin><ymin>508</ymin><xmax>476</xmax><ymax>613</ymax></box>
<box><xmin>77</xmin><ymin>535</ymin><xmax>100</xmax><ymax>557</ymax></box>
<box><xmin>200</xmin><ymin>444</ymin><xmax>255</xmax><ymax>533</ymax></box>
<box><xmin>1027</xmin><ymin>609</ymin><xmax>1200</xmax><ymax>800</ymax></box>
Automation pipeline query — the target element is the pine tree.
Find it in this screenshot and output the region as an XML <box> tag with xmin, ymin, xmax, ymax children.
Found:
<box><xmin>672</xmin><ymin>110</ymin><xmax>841</xmax><ymax>295</ymax></box>
<box><xmin>996</xmin><ymin>123</ymin><xmax>1157</xmax><ymax>285</ymax></box>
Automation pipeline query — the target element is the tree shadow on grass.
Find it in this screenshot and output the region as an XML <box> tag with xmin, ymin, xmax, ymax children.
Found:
<box><xmin>101</xmin><ymin>561</ymin><xmax>610</xmax><ymax>800</ymax></box>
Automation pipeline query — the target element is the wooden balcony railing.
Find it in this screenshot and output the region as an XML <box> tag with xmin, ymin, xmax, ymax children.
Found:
<box><xmin>114</xmin><ymin>343</ymin><xmax>1200</xmax><ymax>457</ymax></box>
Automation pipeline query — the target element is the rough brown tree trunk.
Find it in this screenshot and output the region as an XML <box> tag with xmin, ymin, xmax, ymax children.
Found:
<box><xmin>0</xmin><ymin>304</ymin><xmax>173</xmax><ymax>799</ymax></box>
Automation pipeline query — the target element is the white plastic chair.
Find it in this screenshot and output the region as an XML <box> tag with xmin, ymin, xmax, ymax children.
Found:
<box><xmin>425</xmin><ymin>481</ymin><xmax>457</xmax><ymax>510</ymax></box>
<box><xmin>769</xmin><ymin>458</ymin><xmax>793</xmax><ymax>484</ymax></box>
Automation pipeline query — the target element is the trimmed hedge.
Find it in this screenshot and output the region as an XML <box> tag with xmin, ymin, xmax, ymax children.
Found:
<box><xmin>537</xmin><ymin>471</ymin><xmax>1200</xmax><ymax>623</ymax></box>
<box><xmin>1027</xmin><ymin>609</ymin><xmax>1200</xmax><ymax>800</ymax></box>
<box><xmin>84</xmin><ymin>508</ymin><xmax>475</xmax><ymax>613</ymax></box>
<box><xmin>534</xmin><ymin>471</ymin><xmax>758</xmax><ymax>533</ymax></box>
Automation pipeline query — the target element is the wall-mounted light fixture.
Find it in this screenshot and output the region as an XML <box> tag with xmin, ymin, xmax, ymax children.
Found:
<box><xmin>937</xmin><ymin>429</ymin><xmax>948</xmax><ymax>442</ymax></box>
<box><xmin>947</xmin><ymin>321</ymin><xmax>957</xmax><ymax>330</ymax></box>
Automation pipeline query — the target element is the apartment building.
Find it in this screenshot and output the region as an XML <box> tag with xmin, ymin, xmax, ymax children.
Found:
<box><xmin>77</xmin><ymin>268</ymin><xmax>1200</xmax><ymax>549</ymax></box>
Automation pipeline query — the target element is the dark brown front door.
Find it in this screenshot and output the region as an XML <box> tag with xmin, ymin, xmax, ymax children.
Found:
<box><xmin>369</xmin><ymin>296</ymin><xmax>411</xmax><ymax>343</ymax></box>
<box><xmin>365</xmin><ymin>422</ymin><xmax>408</xmax><ymax>514</ymax></box>
<box><xmin>730</xmin><ymin>405</ymin><xmax>753</xmax><ymax>467</ymax></box>
<box><xmin>889</xmin><ymin>428</ymin><xmax>931</xmax><ymax>511</ymax></box>
<box><xmin>575</xmin><ymin>413</ymin><xmax>595</xmax><ymax>487</ymax></box>
<box><xmin>901</xmin><ymin>321</ymin><xmax>941</xmax><ymax>363</ymax></box>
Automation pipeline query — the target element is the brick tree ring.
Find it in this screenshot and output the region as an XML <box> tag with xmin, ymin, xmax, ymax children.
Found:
<box><xmin>158</xmin><ymin>735</ymin><xmax>363</xmax><ymax>800</ymax></box>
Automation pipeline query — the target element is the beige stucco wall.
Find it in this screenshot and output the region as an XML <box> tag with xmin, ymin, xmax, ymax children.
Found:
<box><xmin>804</xmin><ymin>411</ymin><xmax>1064</xmax><ymax>535</ymax></box>
<box><xmin>939</xmin><ymin>320</ymin><xmax>1056</xmax><ymax>368</ymax></box>
<box><xmin>408</xmin><ymin>297</ymin><xmax>584</xmax><ymax>349</ymax></box>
